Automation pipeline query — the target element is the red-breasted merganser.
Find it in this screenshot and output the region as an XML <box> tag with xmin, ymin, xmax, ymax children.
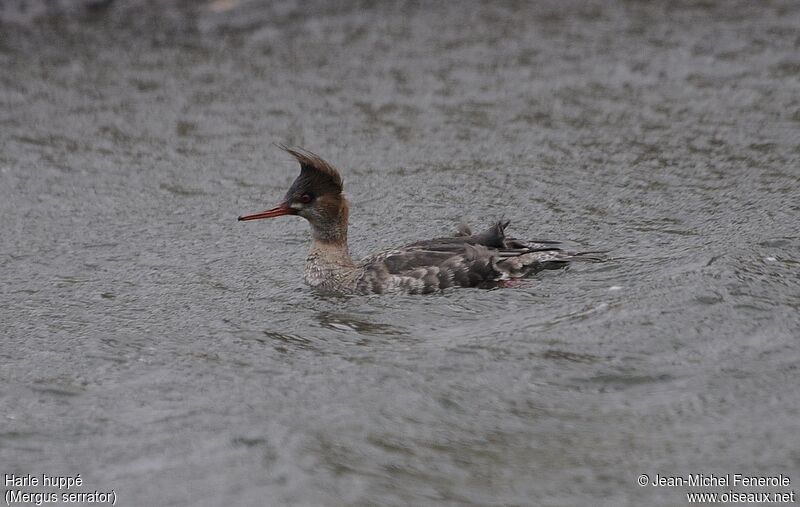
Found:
<box><xmin>238</xmin><ymin>147</ymin><xmax>603</xmax><ymax>295</ymax></box>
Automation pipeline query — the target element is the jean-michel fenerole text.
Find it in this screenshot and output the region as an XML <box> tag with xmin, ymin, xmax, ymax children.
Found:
<box><xmin>650</xmin><ymin>473</ymin><xmax>790</xmax><ymax>487</ymax></box>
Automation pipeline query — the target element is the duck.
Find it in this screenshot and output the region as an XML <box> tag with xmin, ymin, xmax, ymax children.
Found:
<box><xmin>238</xmin><ymin>147</ymin><xmax>603</xmax><ymax>294</ymax></box>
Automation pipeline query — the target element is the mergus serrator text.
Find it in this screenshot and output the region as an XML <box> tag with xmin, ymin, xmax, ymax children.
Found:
<box><xmin>238</xmin><ymin>148</ymin><xmax>602</xmax><ymax>295</ymax></box>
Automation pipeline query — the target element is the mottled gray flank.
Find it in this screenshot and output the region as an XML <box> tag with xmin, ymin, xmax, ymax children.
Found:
<box><xmin>2</xmin><ymin>1</ymin><xmax>800</xmax><ymax>507</ymax></box>
<box><xmin>351</xmin><ymin>221</ymin><xmax>601</xmax><ymax>295</ymax></box>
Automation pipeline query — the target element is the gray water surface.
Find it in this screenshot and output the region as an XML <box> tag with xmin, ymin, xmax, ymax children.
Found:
<box><xmin>2</xmin><ymin>1</ymin><xmax>799</xmax><ymax>506</ymax></box>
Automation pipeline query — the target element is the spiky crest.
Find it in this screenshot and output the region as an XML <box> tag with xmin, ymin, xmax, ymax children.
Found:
<box><xmin>279</xmin><ymin>145</ymin><xmax>343</xmax><ymax>195</ymax></box>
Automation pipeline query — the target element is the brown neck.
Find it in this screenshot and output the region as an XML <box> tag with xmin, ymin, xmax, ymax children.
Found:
<box><xmin>309</xmin><ymin>196</ymin><xmax>350</xmax><ymax>247</ymax></box>
<box><xmin>311</xmin><ymin>223</ymin><xmax>348</xmax><ymax>244</ymax></box>
<box><xmin>308</xmin><ymin>201</ymin><xmax>354</xmax><ymax>270</ymax></box>
<box><xmin>308</xmin><ymin>236</ymin><xmax>354</xmax><ymax>269</ymax></box>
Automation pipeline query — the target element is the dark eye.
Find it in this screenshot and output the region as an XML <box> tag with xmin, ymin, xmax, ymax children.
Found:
<box><xmin>299</xmin><ymin>193</ymin><xmax>313</xmax><ymax>204</ymax></box>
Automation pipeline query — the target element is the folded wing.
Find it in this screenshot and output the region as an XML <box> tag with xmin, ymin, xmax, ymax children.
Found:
<box><xmin>355</xmin><ymin>221</ymin><xmax>604</xmax><ymax>294</ymax></box>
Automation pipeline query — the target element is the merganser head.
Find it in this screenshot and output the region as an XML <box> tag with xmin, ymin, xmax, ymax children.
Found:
<box><xmin>238</xmin><ymin>147</ymin><xmax>349</xmax><ymax>243</ymax></box>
